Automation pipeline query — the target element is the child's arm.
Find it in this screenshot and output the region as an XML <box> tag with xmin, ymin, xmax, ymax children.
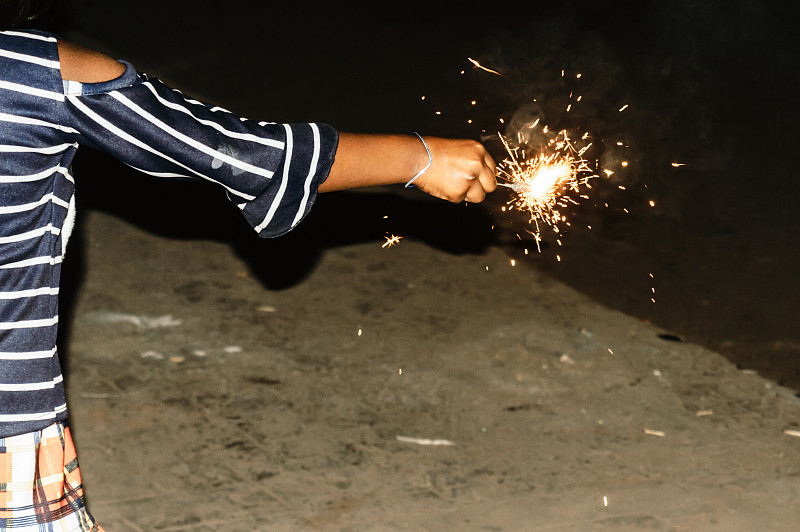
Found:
<box><xmin>58</xmin><ymin>42</ymin><xmax>497</xmax><ymax>205</ymax></box>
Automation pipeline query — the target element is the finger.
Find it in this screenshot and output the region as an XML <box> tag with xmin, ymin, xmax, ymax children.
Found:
<box><xmin>476</xmin><ymin>156</ymin><xmax>497</xmax><ymax>193</ymax></box>
<box><xmin>464</xmin><ymin>178</ymin><xmax>487</xmax><ymax>203</ymax></box>
<box><xmin>484</xmin><ymin>151</ymin><xmax>497</xmax><ymax>178</ymax></box>
<box><xmin>479</xmin><ymin>166</ymin><xmax>497</xmax><ymax>193</ymax></box>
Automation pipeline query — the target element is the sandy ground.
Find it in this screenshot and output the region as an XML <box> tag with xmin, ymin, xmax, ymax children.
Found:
<box><xmin>43</xmin><ymin>0</ymin><xmax>800</xmax><ymax>530</ymax></box>
<box><xmin>63</xmin><ymin>203</ymin><xmax>800</xmax><ymax>531</ymax></box>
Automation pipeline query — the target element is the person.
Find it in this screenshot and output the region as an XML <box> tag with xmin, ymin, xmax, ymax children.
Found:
<box><xmin>0</xmin><ymin>1</ymin><xmax>497</xmax><ymax>529</ymax></box>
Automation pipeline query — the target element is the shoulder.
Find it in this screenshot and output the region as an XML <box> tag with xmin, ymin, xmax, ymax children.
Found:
<box><xmin>57</xmin><ymin>40</ymin><xmax>126</xmax><ymax>83</ymax></box>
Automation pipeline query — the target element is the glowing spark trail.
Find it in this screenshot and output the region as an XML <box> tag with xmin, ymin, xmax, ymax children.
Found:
<box><xmin>467</xmin><ymin>57</ymin><xmax>503</xmax><ymax>76</ymax></box>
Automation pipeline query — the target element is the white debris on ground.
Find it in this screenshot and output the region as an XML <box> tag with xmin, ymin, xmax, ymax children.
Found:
<box><xmin>83</xmin><ymin>311</ymin><xmax>182</xmax><ymax>329</ymax></box>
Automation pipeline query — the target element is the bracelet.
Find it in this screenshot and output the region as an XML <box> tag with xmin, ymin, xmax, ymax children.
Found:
<box><xmin>405</xmin><ymin>132</ymin><xmax>432</xmax><ymax>188</ymax></box>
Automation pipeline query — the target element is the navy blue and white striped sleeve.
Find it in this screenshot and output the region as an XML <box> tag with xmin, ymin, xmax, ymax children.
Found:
<box><xmin>62</xmin><ymin>62</ymin><xmax>338</xmax><ymax>237</ymax></box>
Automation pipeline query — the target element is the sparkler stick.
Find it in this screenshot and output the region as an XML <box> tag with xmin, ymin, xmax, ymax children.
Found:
<box><xmin>497</xmin><ymin>182</ymin><xmax>522</xmax><ymax>192</ymax></box>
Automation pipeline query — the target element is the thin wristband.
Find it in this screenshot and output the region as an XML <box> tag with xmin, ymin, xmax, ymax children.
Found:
<box><xmin>405</xmin><ymin>132</ymin><xmax>432</xmax><ymax>188</ymax></box>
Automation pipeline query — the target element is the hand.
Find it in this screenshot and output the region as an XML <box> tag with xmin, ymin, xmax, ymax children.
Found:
<box><xmin>412</xmin><ymin>137</ymin><xmax>497</xmax><ymax>203</ymax></box>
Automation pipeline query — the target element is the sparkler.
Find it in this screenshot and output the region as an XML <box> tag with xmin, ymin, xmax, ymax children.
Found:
<box><xmin>427</xmin><ymin>62</ymin><xmax>639</xmax><ymax>260</ymax></box>
<box><xmin>496</xmin><ymin>126</ymin><xmax>598</xmax><ymax>250</ymax></box>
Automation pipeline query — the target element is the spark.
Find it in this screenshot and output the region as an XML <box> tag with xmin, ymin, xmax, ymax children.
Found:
<box><xmin>618</xmin><ymin>104</ymin><xmax>629</xmax><ymax>112</ymax></box>
<box><xmin>671</xmin><ymin>162</ymin><xmax>686</xmax><ymax>167</ymax></box>
<box><xmin>467</xmin><ymin>57</ymin><xmax>503</xmax><ymax>76</ymax></box>
<box><xmin>496</xmin><ymin>127</ymin><xmax>600</xmax><ymax>246</ymax></box>
<box><xmin>382</xmin><ymin>234</ymin><xmax>403</xmax><ymax>248</ymax></box>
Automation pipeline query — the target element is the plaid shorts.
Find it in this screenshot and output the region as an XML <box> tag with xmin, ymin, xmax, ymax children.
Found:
<box><xmin>0</xmin><ymin>422</ymin><xmax>103</xmax><ymax>532</ymax></box>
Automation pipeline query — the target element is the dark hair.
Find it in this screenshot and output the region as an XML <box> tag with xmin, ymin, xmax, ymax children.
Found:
<box><xmin>0</xmin><ymin>0</ymin><xmax>60</xmax><ymax>30</ymax></box>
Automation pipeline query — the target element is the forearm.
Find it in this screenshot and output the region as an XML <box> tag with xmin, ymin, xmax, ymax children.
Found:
<box><xmin>321</xmin><ymin>132</ymin><xmax>498</xmax><ymax>203</ymax></box>
<box><xmin>320</xmin><ymin>133</ymin><xmax>429</xmax><ymax>192</ymax></box>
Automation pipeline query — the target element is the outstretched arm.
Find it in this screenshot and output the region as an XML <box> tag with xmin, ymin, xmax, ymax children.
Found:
<box><xmin>58</xmin><ymin>41</ymin><xmax>497</xmax><ymax>205</ymax></box>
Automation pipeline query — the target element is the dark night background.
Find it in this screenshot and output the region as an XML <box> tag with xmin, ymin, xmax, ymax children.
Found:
<box><xmin>43</xmin><ymin>1</ymin><xmax>800</xmax><ymax>389</ymax></box>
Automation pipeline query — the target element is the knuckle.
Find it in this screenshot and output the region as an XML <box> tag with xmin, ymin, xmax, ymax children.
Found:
<box><xmin>468</xmin><ymin>140</ymin><xmax>484</xmax><ymax>151</ymax></box>
<box><xmin>466</xmin><ymin>159</ymin><xmax>483</xmax><ymax>176</ymax></box>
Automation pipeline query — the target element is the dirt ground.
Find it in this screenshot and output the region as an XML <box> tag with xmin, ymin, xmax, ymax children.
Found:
<box><xmin>46</xmin><ymin>1</ymin><xmax>800</xmax><ymax>530</ymax></box>
<box><xmin>63</xmin><ymin>202</ymin><xmax>800</xmax><ymax>531</ymax></box>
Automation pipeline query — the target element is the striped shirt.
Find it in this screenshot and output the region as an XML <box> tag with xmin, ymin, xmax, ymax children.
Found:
<box><xmin>0</xmin><ymin>29</ymin><xmax>338</xmax><ymax>437</ymax></box>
